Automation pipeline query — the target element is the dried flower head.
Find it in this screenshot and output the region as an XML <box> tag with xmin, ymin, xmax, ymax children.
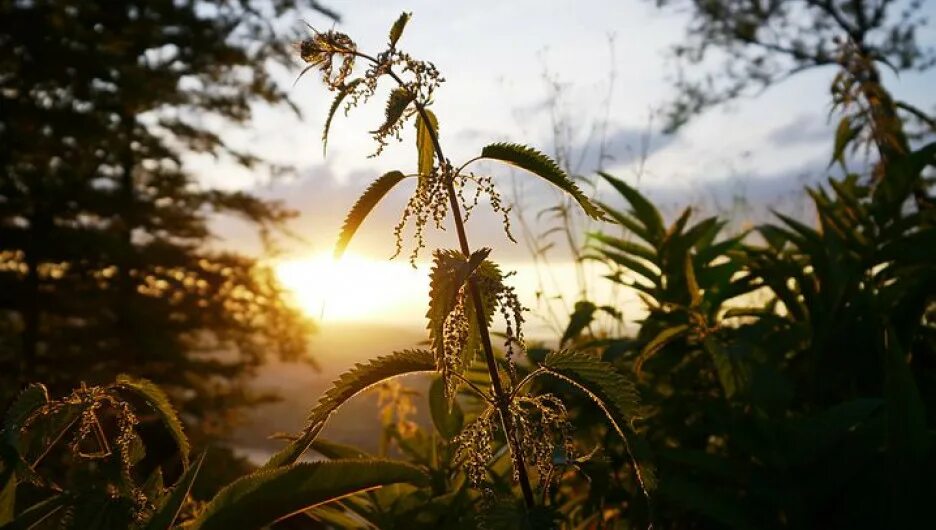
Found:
<box><xmin>509</xmin><ymin>394</ymin><xmax>574</xmax><ymax>491</ymax></box>
<box><xmin>298</xmin><ymin>30</ymin><xmax>357</xmax><ymax>90</ymax></box>
<box><xmin>454</xmin><ymin>408</ymin><xmax>497</xmax><ymax>489</ymax></box>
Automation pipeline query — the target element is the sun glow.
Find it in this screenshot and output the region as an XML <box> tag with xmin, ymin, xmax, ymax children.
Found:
<box><xmin>275</xmin><ymin>252</ymin><xmax>429</xmax><ymax>324</ymax></box>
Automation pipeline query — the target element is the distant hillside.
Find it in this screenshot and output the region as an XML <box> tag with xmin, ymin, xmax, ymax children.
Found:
<box><xmin>231</xmin><ymin>322</ymin><xmax>430</xmax><ymax>462</ymax></box>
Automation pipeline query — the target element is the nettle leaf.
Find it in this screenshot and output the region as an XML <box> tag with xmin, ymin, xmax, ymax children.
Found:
<box><xmin>480</xmin><ymin>143</ymin><xmax>605</xmax><ymax>220</ymax></box>
<box><xmin>429</xmin><ymin>377</ymin><xmax>464</xmax><ymax>440</ymax></box>
<box><xmin>190</xmin><ymin>460</ymin><xmax>429</xmax><ymax>530</ymax></box>
<box><xmin>263</xmin><ymin>349</ymin><xmax>435</xmax><ymax>469</ymax></box>
<box><xmin>311</xmin><ymin>439</ymin><xmax>370</xmax><ymax>460</ymax></box>
<box><xmin>415</xmin><ymin>109</ymin><xmax>438</xmax><ymax>176</ymax></box>
<box><xmin>114</xmin><ymin>375</ymin><xmax>189</xmax><ymax>466</ymax></box>
<box><xmin>374</xmin><ymin>87</ymin><xmax>415</xmax><ymax>135</ymax></box>
<box><xmin>3</xmin><ymin>384</ymin><xmax>48</xmax><ymax>449</ymax></box>
<box><xmin>388</xmin><ymin>12</ymin><xmax>411</xmax><ymax>47</ymax></box>
<box><xmin>144</xmin><ymin>452</ymin><xmax>205</xmax><ymax>530</ymax></box>
<box><xmin>335</xmin><ymin>170</ymin><xmax>409</xmax><ymax>258</ymax></box>
<box><xmin>323</xmin><ymin>78</ymin><xmax>362</xmax><ymax>156</ymax></box>
<box><xmin>427</xmin><ymin>249</ymin><xmax>499</xmax><ymax>396</ymax></box>
<box><xmin>540</xmin><ymin>350</ymin><xmax>656</xmax><ymax>493</ymax></box>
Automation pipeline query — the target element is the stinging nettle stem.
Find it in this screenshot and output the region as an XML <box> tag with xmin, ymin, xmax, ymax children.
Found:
<box><xmin>379</xmin><ymin>62</ymin><xmax>537</xmax><ymax>509</ymax></box>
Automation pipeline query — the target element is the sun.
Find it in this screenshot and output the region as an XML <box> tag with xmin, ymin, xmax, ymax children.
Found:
<box><xmin>274</xmin><ymin>252</ymin><xmax>429</xmax><ymax>324</ymax></box>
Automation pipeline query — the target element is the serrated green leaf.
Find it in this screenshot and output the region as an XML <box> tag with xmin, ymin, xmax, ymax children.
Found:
<box><xmin>323</xmin><ymin>78</ymin><xmax>362</xmax><ymax>156</ymax></box>
<box><xmin>190</xmin><ymin>460</ymin><xmax>429</xmax><ymax>530</ymax></box>
<box><xmin>599</xmin><ymin>172</ymin><xmax>665</xmax><ymax>242</ymax></box>
<box><xmin>374</xmin><ymin>87</ymin><xmax>415</xmax><ymax>135</ymax></box>
<box><xmin>415</xmin><ymin>109</ymin><xmax>438</xmax><ymax>176</ymax></box>
<box><xmin>481</xmin><ymin>143</ymin><xmax>604</xmax><ymax>219</ymax></box>
<box><xmin>427</xmin><ymin>250</ymin><xmax>499</xmax><ymax>398</ymax></box>
<box><xmin>262</xmin><ymin>350</ymin><xmax>435</xmax><ymax>469</ymax></box>
<box><xmin>3</xmin><ymin>384</ymin><xmax>48</xmax><ymax>450</ymax></box>
<box><xmin>114</xmin><ymin>375</ymin><xmax>189</xmax><ymax>466</ymax></box>
<box><xmin>429</xmin><ymin>377</ymin><xmax>464</xmax><ymax>439</ymax></box>
<box><xmin>541</xmin><ymin>350</ymin><xmax>655</xmax><ymax>493</ymax></box>
<box><xmin>388</xmin><ymin>12</ymin><xmax>411</xmax><ymax>47</ymax></box>
<box><xmin>144</xmin><ymin>452</ymin><xmax>205</xmax><ymax>530</ymax></box>
<box><xmin>335</xmin><ymin>170</ymin><xmax>409</xmax><ymax>258</ymax></box>
<box><xmin>311</xmin><ymin>439</ymin><xmax>370</xmax><ymax>460</ymax></box>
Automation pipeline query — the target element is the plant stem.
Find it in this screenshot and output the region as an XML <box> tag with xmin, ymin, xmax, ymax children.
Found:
<box><xmin>376</xmin><ymin>64</ymin><xmax>537</xmax><ymax>508</ymax></box>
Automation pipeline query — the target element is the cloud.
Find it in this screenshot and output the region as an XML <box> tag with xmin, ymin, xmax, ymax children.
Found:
<box><xmin>767</xmin><ymin>113</ymin><xmax>834</xmax><ymax>148</ymax></box>
<box><xmin>526</xmin><ymin>124</ymin><xmax>679</xmax><ymax>178</ymax></box>
<box><xmin>593</xmin><ymin>155</ymin><xmax>840</xmax><ymax>231</ymax></box>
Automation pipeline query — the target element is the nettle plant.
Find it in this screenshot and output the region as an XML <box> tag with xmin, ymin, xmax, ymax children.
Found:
<box><xmin>0</xmin><ymin>13</ymin><xmax>654</xmax><ymax>529</ymax></box>
<box><xmin>280</xmin><ymin>11</ymin><xmax>655</xmax><ymax>517</ymax></box>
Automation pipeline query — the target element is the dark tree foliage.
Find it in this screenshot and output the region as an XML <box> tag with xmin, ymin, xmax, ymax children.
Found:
<box><xmin>656</xmin><ymin>0</ymin><xmax>935</xmax><ymax>132</ymax></box>
<box><xmin>0</xmin><ymin>1</ymin><xmax>334</xmax><ymax>431</ymax></box>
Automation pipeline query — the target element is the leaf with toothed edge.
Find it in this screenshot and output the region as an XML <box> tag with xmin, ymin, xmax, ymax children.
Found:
<box><xmin>3</xmin><ymin>384</ymin><xmax>49</xmax><ymax>450</ymax></box>
<box><xmin>262</xmin><ymin>349</ymin><xmax>435</xmax><ymax>469</ymax></box>
<box><xmin>323</xmin><ymin>78</ymin><xmax>362</xmax><ymax>156</ymax></box>
<box><xmin>426</xmin><ymin>249</ymin><xmax>499</xmax><ymax>399</ymax></box>
<box><xmin>480</xmin><ymin>143</ymin><xmax>605</xmax><ymax>220</ymax></box>
<box><xmin>114</xmin><ymin>375</ymin><xmax>189</xmax><ymax>466</ymax></box>
<box><xmin>388</xmin><ymin>12</ymin><xmax>411</xmax><ymax>47</ymax></box>
<box><xmin>335</xmin><ymin>171</ymin><xmax>409</xmax><ymax>258</ymax></box>
<box><xmin>541</xmin><ymin>350</ymin><xmax>656</xmax><ymax>494</ymax></box>
<box><xmin>189</xmin><ymin>460</ymin><xmax>429</xmax><ymax>530</ymax></box>
<box><xmin>373</xmin><ymin>88</ymin><xmax>415</xmax><ymax>135</ymax></box>
<box><xmin>415</xmin><ymin>109</ymin><xmax>438</xmax><ymax>176</ymax></box>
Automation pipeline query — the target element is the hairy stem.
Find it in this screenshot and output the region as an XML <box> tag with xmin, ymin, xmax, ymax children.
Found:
<box><xmin>377</xmin><ymin>63</ymin><xmax>538</xmax><ymax>508</ymax></box>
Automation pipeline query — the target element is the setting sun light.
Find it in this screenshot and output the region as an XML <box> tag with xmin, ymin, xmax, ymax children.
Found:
<box><xmin>275</xmin><ymin>253</ymin><xmax>429</xmax><ymax>324</ymax></box>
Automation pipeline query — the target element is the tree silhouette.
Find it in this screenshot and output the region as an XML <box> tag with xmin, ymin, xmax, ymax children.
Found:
<box><xmin>0</xmin><ymin>0</ymin><xmax>334</xmax><ymax>431</ymax></box>
<box><xmin>656</xmin><ymin>0</ymin><xmax>934</xmax><ymax>132</ymax></box>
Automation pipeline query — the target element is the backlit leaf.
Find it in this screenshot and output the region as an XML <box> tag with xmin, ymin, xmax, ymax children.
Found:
<box><xmin>541</xmin><ymin>350</ymin><xmax>655</xmax><ymax>493</ymax></box>
<box><xmin>115</xmin><ymin>375</ymin><xmax>189</xmax><ymax>466</ymax></box>
<box><xmin>190</xmin><ymin>460</ymin><xmax>429</xmax><ymax>530</ymax></box>
<box><xmin>388</xmin><ymin>12</ymin><xmax>411</xmax><ymax>47</ymax></box>
<box><xmin>374</xmin><ymin>87</ymin><xmax>414</xmax><ymax>135</ymax></box>
<box><xmin>415</xmin><ymin>109</ymin><xmax>438</xmax><ymax>176</ymax></box>
<box><xmin>262</xmin><ymin>350</ymin><xmax>435</xmax><ymax>469</ymax></box>
<box><xmin>481</xmin><ymin>143</ymin><xmax>604</xmax><ymax>219</ymax></box>
<box><xmin>335</xmin><ymin>171</ymin><xmax>409</xmax><ymax>258</ymax></box>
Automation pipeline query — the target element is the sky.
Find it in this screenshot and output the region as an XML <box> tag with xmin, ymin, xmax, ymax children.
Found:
<box><xmin>193</xmin><ymin>0</ymin><xmax>935</xmax><ymax>332</ymax></box>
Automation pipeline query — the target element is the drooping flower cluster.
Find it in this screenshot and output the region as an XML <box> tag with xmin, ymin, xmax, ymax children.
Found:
<box><xmin>298</xmin><ymin>28</ymin><xmax>444</xmax><ymax>157</ymax></box>
<box><xmin>22</xmin><ymin>384</ymin><xmax>148</xmax><ymax>518</ymax></box>
<box><xmin>394</xmin><ymin>161</ymin><xmax>452</xmax><ymax>264</ymax></box>
<box><xmin>298</xmin><ymin>30</ymin><xmax>357</xmax><ymax>90</ymax></box>
<box><xmin>453</xmin><ymin>408</ymin><xmax>497</xmax><ymax>488</ymax></box>
<box><xmin>493</xmin><ymin>272</ymin><xmax>525</xmax><ymax>380</ymax></box>
<box><xmin>509</xmin><ymin>394</ymin><xmax>574</xmax><ymax>490</ymax></box>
